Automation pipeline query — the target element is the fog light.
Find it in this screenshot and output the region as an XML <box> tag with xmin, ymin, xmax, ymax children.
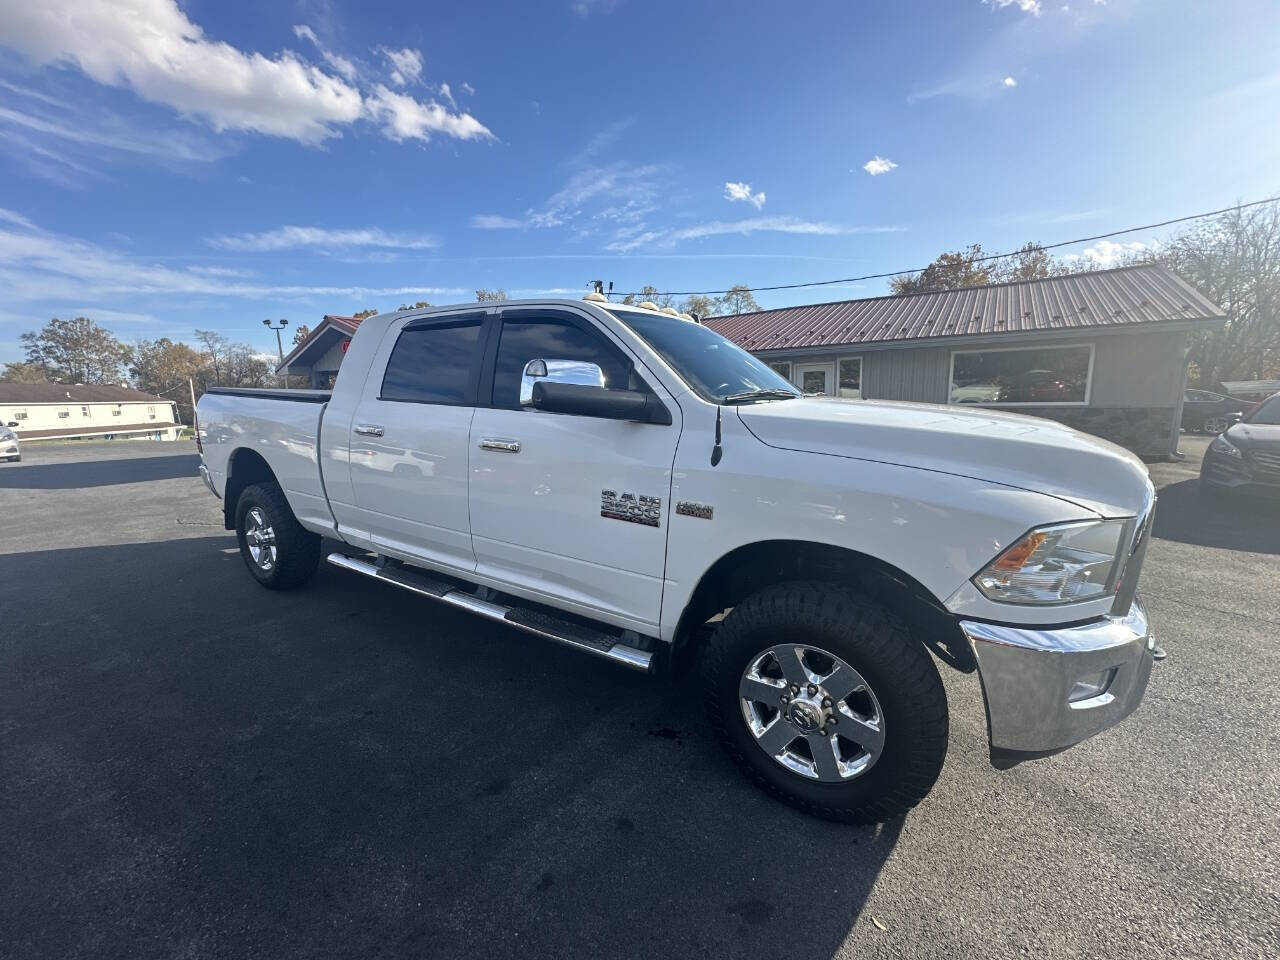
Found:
<box><xmin>1068</xmin><ymin>668</ymin><xmax>1116</xmax><ymax>704</ymax></box>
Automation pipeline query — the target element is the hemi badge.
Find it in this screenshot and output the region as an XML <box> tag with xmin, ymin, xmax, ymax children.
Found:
<box><xmin>676</xmin><ymin>501</ymin><xmax>713</xmax><ymax>520</ymax></box>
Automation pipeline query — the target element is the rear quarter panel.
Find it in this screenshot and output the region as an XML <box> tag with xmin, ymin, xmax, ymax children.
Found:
<box><xmin>198</xmin><ymin>393</ymin><xmax>335</xmax><ymax>535</ymax></box>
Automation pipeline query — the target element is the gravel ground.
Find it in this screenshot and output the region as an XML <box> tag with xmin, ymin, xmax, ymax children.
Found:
<box><xmin>1</xmin><ymin>437</ymin><xmax>1277</xmax><ymax>959</ymax></box>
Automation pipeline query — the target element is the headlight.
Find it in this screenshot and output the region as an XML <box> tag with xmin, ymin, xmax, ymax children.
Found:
<box><xmin>1209</xmin><ymin>435</ymin><xmax>1242</xmax><ymax>460</ymax></box>
<box><xmin>974</xmin><ymin>519</ymin><xmax>1129</xmax><ymax>605</ymax></box>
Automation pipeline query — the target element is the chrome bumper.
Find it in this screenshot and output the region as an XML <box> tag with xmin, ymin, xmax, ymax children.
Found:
<box><xmin>198</xmin><ymin>464</ymin><xmax>220</xmax><ymax>499</ymax></box>
<box><xmin>961</xmin><ymin>599</ymin><xmax>1155</xmax><ymax>769</ymax></box>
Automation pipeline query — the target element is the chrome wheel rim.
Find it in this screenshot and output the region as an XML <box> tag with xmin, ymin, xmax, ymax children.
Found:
<box><xmin>1204</xmin><ymin>417</ymin><xmax>1228</xmax><ymax>434</ymax></box>
<box><xmin>244</xmin><ymin>507</ymin><xmax>277</xmax><ymax>572</ymax></box>
<box><xmin>739</xmin><ymin>643</ymin><xmax>885</xmax><ymax>782</ymax></box>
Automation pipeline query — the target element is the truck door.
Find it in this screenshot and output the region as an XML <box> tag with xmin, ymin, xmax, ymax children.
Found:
<box><xmin>346</xmin><ymin>313</ymin><xmax>485</xmax><ymax>571</ymax></box>
<box><xmin>467</xmin><ymin>308</ymin><xmax>681</xmax><ymax>635</ymax></box>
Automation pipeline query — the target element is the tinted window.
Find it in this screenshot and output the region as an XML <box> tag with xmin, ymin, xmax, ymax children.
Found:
<box><xmin>950</xmin><ymin>346</ymin><xmax>1091</xmax><ymax>404</ymax></box>
<box><xmin>381</xmin><ymin>318</ymin><xmax>482</xmax><ymax>404</ymax></box>
<box><xmin>1247</xmin><ymin>396</ymin><xmax>1280</xmax><ymax>425</ymax></box>
<box><xmin>608</xmin><ymin>308</ymin><xmax>798</xmax><ymax>403</ymax></box>
<box><xmin>492</xmin><ymin>316</ymin><xmax>629</xmax><ymax>409</ymax></box>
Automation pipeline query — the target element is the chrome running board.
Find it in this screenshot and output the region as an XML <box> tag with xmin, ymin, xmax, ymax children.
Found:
<box><xmin>326</xmin><ymin>553</ymin><xmax>654</xmax><ymax>673</ymax></box>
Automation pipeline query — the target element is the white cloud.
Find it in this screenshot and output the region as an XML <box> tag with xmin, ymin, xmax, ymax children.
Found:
<box><xmin>381</xmin><ymin>47</ymin><xmax>423</xmax><ymax>86</ymax></box>
<box><xmin>367</xmin><ymin>85</ymin><xmax>492</xmax><ymax>142</ymax></box>
<box><xmin>292</xmin><ymin>24</ymin><xmax>358</xmax><ymax>81</ymax></box>
<box><xmin>1003</xmin><ymin>75</ymin><xmax>1018</xmax><ymax>87</ymax></box>
<box><xmin>460</xmin><ymin>82</ymin><xmax>475</xmax><ymax>96</ymax></box>
<box><xmin>1063</xmin><ymin>239</ymin><xmax>1150</xmax><ymax>267</ymax></box>
<box><xmin>438</xmin><ymin>82</ymin><xmax>456</xmax><ymax>109</ymax></box>
<box><xmin>985</xmin><ymin>0</ymin><xmax>1043</xmax><ymax>14</ymax></box>
<box><xmin>0</xmin><ymin>208</ymin><xmax>37</xmax><ymax>230</ymax></box>
<box><xmin>0</xmin><ymin>219</ymin><xmax>462</xmax><ymax>303</ymax></box>
<box><xmin>572</xmin><ymin>0</ymin><xmax>621</xmax><ymax>16</ymax></box>
<box><xmin>470</xmin><ymin>215</ymin><xmax>527</xmax><ymax>229</ymax></box>
<box><xmin>724</xmin><ymin>181</ymin><xmax>766</xmax><ymax>209</ymax></box>
<box><xmin>0</xmin><ymin>0</ymin><xmax>491</xmax><ymax>147</ymax></box>
<box><xmin>606</xmin><ymin>217</ymin><xmax>898</xmax><ymax>252</ymax></box>
<box><xmin>862</xmin><ymin>156</ymin><xmax>898</xmax><ymax>176</ymax></box>
<box><xmin>208</xmin><ymin>225</ymin><xmax>439</xmax><ymax>252</ymax></box>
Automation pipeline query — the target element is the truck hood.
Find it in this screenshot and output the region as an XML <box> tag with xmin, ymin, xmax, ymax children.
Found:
<box><xmin>737</xmin><ymin>397</ymin><xmax>1152</xmax><ymax>518</ymax></box>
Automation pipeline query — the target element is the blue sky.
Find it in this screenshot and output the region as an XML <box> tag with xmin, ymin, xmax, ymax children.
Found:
<box><xmin>1</xmin><ymin>0</ymin><xmax>1277</xmax><ymax>363</ymax></box>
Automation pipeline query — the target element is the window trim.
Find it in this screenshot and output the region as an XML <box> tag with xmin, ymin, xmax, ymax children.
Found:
<box><xmin>767</xmin><ymin>360</ymin><xmax>792</xmax><ymax>382</ymax></box>
<box><xmin>376</xmin><ymin>312</ymin><xmax>488</xmax><ymax>407</ymax></box>
<box><xmin>488</xmin><ymin>307</ymin><xmax>648</xmax><ymax>416</ymax></box>
<box><xmin>947</xmin><ymin>343</ymin><xmax>1095</xmax><ymax>408</ymax></box>
<box><xmin>837</xmin><ymin>355</ymin><xmax>863</xmax><ymax>400</ymax></box>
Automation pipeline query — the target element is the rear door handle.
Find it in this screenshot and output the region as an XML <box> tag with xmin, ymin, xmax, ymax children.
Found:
<box><xmin>354</xmin><ymin>424</ymin><xmax>384</xmax><ymax>437</ymax></box>
<box><xmin>479</xmin><ymin>438</ymin><xmax>521</xmax><ymax>453</ymax></box>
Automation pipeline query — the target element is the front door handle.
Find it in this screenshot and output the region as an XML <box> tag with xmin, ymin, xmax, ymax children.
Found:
<box><xmin>354</xmin><ymin>424</ymin><xmax>384</xmax><ymax>437</ymax></box>
<box><xmin>479</xmin><ymin>438</ymin><xmax>521</xmax><ymax>453</ymax></box>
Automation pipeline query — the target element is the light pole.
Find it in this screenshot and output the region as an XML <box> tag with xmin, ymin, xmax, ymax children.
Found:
<box><xmin>263</xmin><ymin>318</ymin><xmax>288</xmax><ymax>385</ymax></box>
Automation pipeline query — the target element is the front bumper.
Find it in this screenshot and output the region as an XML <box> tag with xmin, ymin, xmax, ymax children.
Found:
<box><xmin>1201</xmin><ymin>456</ymin><xmax>1280</xmax><ymax>499</ymax></box>
<box><xmin>961</xmin><ymin>598</ymin><xmax>1155</xmax><ymax>769</ymax></box>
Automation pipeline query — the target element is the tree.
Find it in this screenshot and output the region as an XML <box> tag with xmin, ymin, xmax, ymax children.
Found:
<box><xmin>130</xmin><ymin>338</ymin><xmax>208</xmax><ymax>424</ymax></box>
<box><xmin>680</xmin><ymin>294</ymin><xmax>718</xmax><ymax>319</ymax></box>
<box><xmin>19</xmin><ymin>316</ymin><xmax>131</xmax><ymax>383</ymax></box>
<box><xmin>717</xmin><ymin>284</ymin><xmax>760</xmax><ymax>316</ymax></box>
<box><xmin>193</xmin><ymin>329</ymin><xmax>273</xmax><ymax>389</ymax></box>
<box><xmin>475</xmin><ymin>289</ymin><xmax>507</xmax><ymax>302</ymax></box>
<box><xmin>0</xmin><ymin>362</ymin><xmax>48</xmax><ymax>383</ymax></box>
<box><xmin>891</xmin><ymin>244</ymin><xmax>994</xmax><ymax>295</ymax></box>
<box><xmin>1160</xmin><ymin>203</ymin><xmax>1280</xmax><ymax>386</ymax></box>
<box><xmin>993</xmin><ymin>242</ymin><xmax>1059</xmax><ymax>283</ymax></box>
<box><xmin>634</xmin><ymin>285</ymin><xmax>674</xmax><ymax>309</ymax></box>
<box><xmin>291</xmin><ymin>324</ymin><xmax>311</xmax><ymax>346</ymax></box>
<box><xmin>396</xmin><ymin>301</ymin><xmax>432</xmax><ymax>311</ymax></box>
<box><xmin>353</xmin><ymin>308</ymin><xmax>379</xmax><ymax>319</ymax></box>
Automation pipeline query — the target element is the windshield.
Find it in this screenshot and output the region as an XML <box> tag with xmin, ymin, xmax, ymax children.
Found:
<box><xmin>1247</xmin><ymin>396</ymin><xmax>1280</xmax><ymax>425</ymax></box>
<box><xmin>608</xmin><ymin>309</ymin><xmax>799</xmax><ymax>403</ymax></box>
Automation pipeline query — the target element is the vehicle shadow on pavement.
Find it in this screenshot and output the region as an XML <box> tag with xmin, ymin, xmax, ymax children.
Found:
<box><xmin>0</xmin><ymin>453</ymin><xmax>200</xmax><ymax>490</ymax></box>
<box><xmin>1152</xmin><ymin>478</ymin><xmax>1280</xmax><ymax>555</ymax></box>
<box><xmin>0</xmin><ymin>534</ymin><xmax>903</xmax><ymax>960</ymax></box>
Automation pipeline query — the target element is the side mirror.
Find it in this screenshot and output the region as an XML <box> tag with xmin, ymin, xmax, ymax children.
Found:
<box><xmin>5</xmin><ymin>422</ymin><xmax>16</xmax><ymax>428</ymax></box>
<box><xmin>520</xmin><ymin>358</ymin><xmax>605</xmax><ymax>406</ymax></box>
<box><xmin>531</xmin><ymin>381</ymin><xmax>671</xmax><ymax>425</ymax></box>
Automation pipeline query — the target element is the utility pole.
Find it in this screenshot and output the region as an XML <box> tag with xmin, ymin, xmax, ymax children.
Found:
<box><xmin>263</xmin><ymin>318</ymin><xmax>289</xmax><ymax>386</ymax></box>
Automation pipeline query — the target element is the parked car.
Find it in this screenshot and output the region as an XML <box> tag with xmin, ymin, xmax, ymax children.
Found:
<box><xmin>196</xmin><ymin>296</ymin><xmax>1158</xmax><ymax>823</ymax></box>
<box><xmin>1181</xmin><ymin>388</ymin><xmax>1247</xmax><ymax>434</ymax></box>
<box><xmin>1</xmin><ymin>422</ymin><xmax>20</xmax><ymax>462</ymax></box>
<box><xmin>1200</xmin><ymin>392</ymin><xmax>1280</xmax><ymax>501</ymax></box>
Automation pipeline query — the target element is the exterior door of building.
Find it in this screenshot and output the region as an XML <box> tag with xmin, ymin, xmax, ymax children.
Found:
<box><xmin>793</xmin><ymin>361</ymin><xmax>836</xmax><ymax>396</ymax></box>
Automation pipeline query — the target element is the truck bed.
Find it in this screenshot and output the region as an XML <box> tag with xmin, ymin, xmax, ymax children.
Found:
<box><xmin>204</xmin><ymin>386</ymin><xmax>331</xmax><ymax>403</ymax></box>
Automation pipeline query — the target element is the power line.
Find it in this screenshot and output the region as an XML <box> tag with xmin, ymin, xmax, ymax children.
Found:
<box><xmin>613</xmin><ymin>195</ymin><xmax>1280</xmax><ymax>298</ymax></box>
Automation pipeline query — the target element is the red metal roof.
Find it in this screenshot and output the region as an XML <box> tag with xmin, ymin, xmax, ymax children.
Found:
<box><xmin>277</xmin><ymin>314</ymin><xmax>364</xmax><ymax>371</ymax></box>
<box><xmin>703</xmin><ymin>264</ymin><xmax>1223</xmax><ymax>354</ymax></box>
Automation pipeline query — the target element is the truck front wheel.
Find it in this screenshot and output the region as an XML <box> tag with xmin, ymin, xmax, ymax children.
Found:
<box><xmin>703</xmin><ymin>583</ymin><xmax>948</xmax><ymax>823</ymax></box>
<box><xmin>234</xmin><ymin>482</ymin><xmax>321</xmax><ymax>590</ymax></box>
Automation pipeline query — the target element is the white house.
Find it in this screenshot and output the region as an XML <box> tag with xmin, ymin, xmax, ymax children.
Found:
<box><xmin>0</xmin><ymin>383</ymin><xmax>180</xmax><ymax>442</ymax></box>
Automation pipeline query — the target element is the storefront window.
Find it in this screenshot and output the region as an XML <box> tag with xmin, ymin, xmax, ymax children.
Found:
<box><xmin>950</xmin><ymin>346</ymin><xmax>1092</xmax><ymax>405</ymax></box>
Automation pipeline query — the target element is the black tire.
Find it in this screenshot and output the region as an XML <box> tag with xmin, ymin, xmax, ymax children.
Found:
<box><xmin>234</xmin><ymin>482</ymin><xmax>321</xmax><ymax>590</ymax></box>
<box><xmin>703</xmin><ymin>582</ymin><xmax>948</xmax><ymax>823</ymax></box>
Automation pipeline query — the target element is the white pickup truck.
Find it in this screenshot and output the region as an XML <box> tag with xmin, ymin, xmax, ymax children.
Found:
<box><xmin>196</xmin><ymin>296</ymin><xmax>1157</xmax><ymax>822</ymax></box>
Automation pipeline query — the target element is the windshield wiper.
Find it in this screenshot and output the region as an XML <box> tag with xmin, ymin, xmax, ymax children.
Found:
<box><xmin>722</xmin><ymin>389</ymin><xmax>800</xmax><ymax>405</ymax></box>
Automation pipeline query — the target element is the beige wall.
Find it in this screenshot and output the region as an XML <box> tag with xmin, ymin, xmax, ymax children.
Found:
<box><xmin>3</xmin><ymin>399</ymin><xmax>179</xmax><ymax>439</ymax></box>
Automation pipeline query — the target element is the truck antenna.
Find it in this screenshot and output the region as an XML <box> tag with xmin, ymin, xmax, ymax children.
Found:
<box><xmin>710</xmin><ymin>406</ymin><xmax>723</xmax><ymax>467</ymax></box>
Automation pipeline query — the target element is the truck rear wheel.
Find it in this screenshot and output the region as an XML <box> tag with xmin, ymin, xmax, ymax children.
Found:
<box><xmin>234</xmin><ymin>482</ymin><xmax>321</xmax><ymax>590</ymax></box>
<box><xmin>703</xmin><ymin>582</ymin><xmax>948</xmax><ymax>823</ymax></box>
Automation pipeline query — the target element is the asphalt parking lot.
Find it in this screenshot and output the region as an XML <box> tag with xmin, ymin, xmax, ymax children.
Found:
<box><xmin>2</xmin><ymin>438</ymin><xmax>1278</xmax><ymax>960</ymax></box>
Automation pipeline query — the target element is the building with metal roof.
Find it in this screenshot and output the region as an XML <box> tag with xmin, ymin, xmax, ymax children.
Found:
<box><xmin>276</xmin><ymin>314</ymin><xmax>365</xmax><ymax>388</ymax></box>
<box><xmin>0</xmin><ymin>383</ymin><xmax>179</xmax><ymax>442</ymax></box>
<box><xmin>704</xmin><ymin>264</ymin><xmax>1226</xmax><ymax>458</ymax></box>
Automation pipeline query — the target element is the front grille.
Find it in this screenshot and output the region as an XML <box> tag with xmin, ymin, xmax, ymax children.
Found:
<box><xmin>1251</xmin><ymin>450</ymin><xmax>1280</xmax><ymax>477</ymax></box>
